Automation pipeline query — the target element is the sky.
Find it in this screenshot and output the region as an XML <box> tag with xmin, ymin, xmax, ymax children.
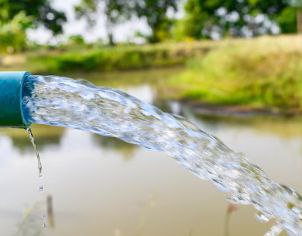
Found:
<box><xmin>28</xmin><ymin>0</ymin><xmax>183</xmax><ymax>44</ymax></box>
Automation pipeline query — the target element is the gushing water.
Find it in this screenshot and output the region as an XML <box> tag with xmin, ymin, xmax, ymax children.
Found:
<box><xmin>22</xmin><ymin>75</ymin><xmax>302</xmax><ymax>235</ymax></box>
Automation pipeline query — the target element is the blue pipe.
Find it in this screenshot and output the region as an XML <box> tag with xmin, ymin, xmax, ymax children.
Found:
<box><xmin>0</xmin><ymin>71</ymin><xmax>32</xmax><ymax>128</ymax></box>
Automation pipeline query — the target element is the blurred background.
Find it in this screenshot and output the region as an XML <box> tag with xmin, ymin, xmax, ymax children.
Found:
<box><xmin>0</xmin><ymin>0</ymin><xmax>302</xmax><ymax>235</ymax></box>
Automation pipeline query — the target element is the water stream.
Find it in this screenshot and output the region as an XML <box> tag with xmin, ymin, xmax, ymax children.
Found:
<box><xmin>25</xmin><ymin>128</ymin><xmax>46</xmax><ymax>229</ymax></box>
<box><xmin>26</xmin><ymin>128</ymin><xmax>43</xmax><ymax>179</ymax></box>
<box><xmin>21</xmin><ymin>75</ymin><xmax>302</xmax><ymax>235</ymax></box>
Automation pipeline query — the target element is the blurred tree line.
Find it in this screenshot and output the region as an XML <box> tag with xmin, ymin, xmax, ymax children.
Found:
<box><xmin>75</xmin><ymin>0</ymin><xmax>302</xmax><ymax>42</ymax></box>
<box><xmin>0</xmin><ymin>0</ymin><xmax>301</xmax><ymax>51</ymax></box>
<box><xmin>74</xmin><ymin>0</ymin><xmax>178</xmax><ymax>44</ymax></box>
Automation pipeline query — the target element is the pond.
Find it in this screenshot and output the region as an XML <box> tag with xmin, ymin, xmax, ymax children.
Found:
<box><xmin>0</xmin><ymin>68</ymin><xmax>300</xmax><ymax>236</ymax></box>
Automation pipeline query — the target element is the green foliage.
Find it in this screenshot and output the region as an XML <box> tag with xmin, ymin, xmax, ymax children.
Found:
<box><xmin>26</xmin><ymin>42</ymin><xmax>210</xmax><ymax>73</ymax></box>
<box><xmin>176</xmin><ymin>0</ymin><xmax>295</xmax><ymax>40</ymax></box>
<box><xmin>67</xmin><ymin>35</ymin><xmax>86</xmax><ymax>46</ymax></box>
<box><xmin>0</xmin><ymin>12</ymin><xmax>32</xmax><ymax>52</ymax></box>
<box><xmin>0</xmin><ymin>0</ymin><xmax>66</xmax><ymax>35</ymax></box>
<box><xmin>276</xmin><ymin>7</ymin><xmax>297</xmax><ymax>33</ymax></box>
<box><xmin>168</xmin><ymin>36</ymin><xmax>302</xmax><ymax>111</ymax></box>
<box><xmin>174</xmin><ymin>0</ymin><xmax>207</xmax><ymax>39</ymax></box>
<box><xmin>134</xmin><ymin>0</ymin><xmax>178</xmax><ymax>43</ymax></box>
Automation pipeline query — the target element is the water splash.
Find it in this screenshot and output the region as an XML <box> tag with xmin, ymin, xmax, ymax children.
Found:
<box><xmin>22</xmin><ymin>75</ymin><xmax>302</xmax><ymax>235</ymax></box>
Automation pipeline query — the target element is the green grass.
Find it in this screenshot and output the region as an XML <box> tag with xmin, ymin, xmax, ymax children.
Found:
<box><xmin>23</xmin><ymin>42</ymin><xmax>213</xmax><ymax>73</ymax></box>
<box><xmin>166</xmin><ymin>35</ymin><xmax>302</xmax><ymax>112</ymax></box>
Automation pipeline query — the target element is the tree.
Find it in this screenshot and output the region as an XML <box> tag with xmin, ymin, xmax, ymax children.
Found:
<box><xmin>0</xmin><ymin>0</ymin><xmax>67</xmax><ymax>35</ymax></box>
<box><xmin>177</xmin><ymin>0</ymin><xmax>294</xmax><ymax>40</ymax></box>
<box><xmin>75</xmin><ymin>0</ymin><xmax>178</xmax><ymax>44</ymax></box>
<box><xmin>75</xmin><ymin>0</ymin><xmax>131</xmax><ymax>45</ymax></box>
<box><xmin>133</xmin><ymin>0</ymin><xmax>178</xmax><ymax>43</ymax></box>
<box><xmin>289</xmin><ymin>0</ymin><xmax>302</xmax><ymax>33</ymax></box>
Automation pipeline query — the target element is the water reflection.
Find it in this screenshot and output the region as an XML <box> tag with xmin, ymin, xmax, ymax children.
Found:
<box><xmin>10</xmin><ymin>135</ymin><xmax>62</xmax><ymax>154</ymax></box>
<box><xmin>47</xmin><ymin>195</ymin><xmax>55</xmax><ymax>229</ymax></box>
<box><xmin>13</xmin><ymin>194</ymin><xmax>55</xmax><ymax>236</ymax></box>
<box><xmin>224</xmin><ymin>204</ymin><xmax>238</xmax><ymax>236</ymax></box>
<box><xmin>15</xmin><ymin>200</ymin><xmax>45</xmax><ymax>236</ymax></box>
<box><xmin>0</xmin><ymin>126</ymin><xmax>64</xmax><ymax>153</ymax></box>
<box><xmin>92</xmin><ymin>135</ymin><xmax>137</xmax><ymax>161</ymax></box>
<box><xmin>197</xmin><ymin>115</ymin><xmax>302</xmax><ymax>138</ymax></box>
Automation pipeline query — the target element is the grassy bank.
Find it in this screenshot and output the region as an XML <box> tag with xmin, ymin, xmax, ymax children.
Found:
<box><xmin>1</xmin><ymin>35</ymin><xmax>302</xmax><ymax>113</ymax></box>
<box><xmin>0</xmin><ymin>41</ymin><xmax>214</xmax><ymax>73</ymax></box>
<box><xmin>165</xmin><ymin>35</ymin><xmax>302</xmax><ymax>113</ymax></box>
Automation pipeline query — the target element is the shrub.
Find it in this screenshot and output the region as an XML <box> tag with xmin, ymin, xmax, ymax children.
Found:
<box><xmin>168</xmin><ymin>36</ymin><xmax>302</xmax><ymax>110</ymax></box>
